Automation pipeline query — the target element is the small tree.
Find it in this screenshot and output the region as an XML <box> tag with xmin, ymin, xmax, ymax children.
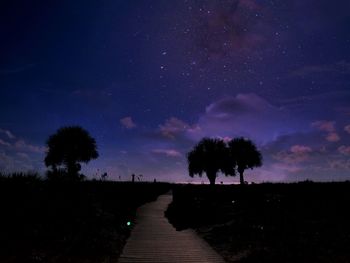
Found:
<box><xmin>187</xmin><ymin>138</ymin><xmax>234</xmax><ymax>185</ymax></box>
<box><xmin>228</xmin><ymin>137</ymin><xmax>262</xmax><ymax>184</ymax></box>
<box><xmin>45</xmin><ymin>126</ymin><xmax>98</xmax><ymax>180</ymax></box>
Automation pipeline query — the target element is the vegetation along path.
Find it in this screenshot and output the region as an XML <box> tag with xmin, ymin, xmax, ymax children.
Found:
<box><xmin>118</xmin><ymin>193</ymin><xmax>225</xmax><ymax>263</ymax></box>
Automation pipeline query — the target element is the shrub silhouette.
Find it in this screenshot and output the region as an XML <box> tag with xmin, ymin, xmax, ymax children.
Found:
<box><xmin>187</xmin><ymin>138</ymin><xmax>234</xmax><ymax>185</ymax></box>
<box><xmin>228</xmin><ymin>137</ymin><xmax>262</xmax><ymax>184</ymax></box>
<box><xmin>45</xmin><ymin>126</ymin><xmax>98</xmax><ymax>180</ymax></box>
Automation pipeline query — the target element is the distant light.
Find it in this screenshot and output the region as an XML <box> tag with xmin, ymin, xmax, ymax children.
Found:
<box><xmin>127</xmin><ymin>221</ymin><xmax>131</xmax><ymax>226</ymax></box>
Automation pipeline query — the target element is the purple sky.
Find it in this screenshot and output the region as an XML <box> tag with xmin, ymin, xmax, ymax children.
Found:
<box><xmin>1</xmin><ymin>0</ymin><xmax>350</xmax><ymax>183</ymax></box>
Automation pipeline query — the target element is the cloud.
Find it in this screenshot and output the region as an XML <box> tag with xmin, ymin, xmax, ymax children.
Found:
<box><xmin>159</xmin><ymin>117</ymin><xmax>200</xmax><ymax>139</ymax></box>
<box><xmin>0</xmin><ymin>133</ymin><xmax>46</xmax><ymax>173</ymax></box>
<box><xmin>328</xmin><ymin>159</ymin><xmax>350</xmax><ymax>170</ymax></box>
<box><xmin>260</xmin><ymin>127</ymin><xmax>350</xmax><ymax>181</ymax></box>
<box><xmin>14</xmin><ymin>140</ymin><xmax>46</xmax><ymax>153</ymax></box>
<box><xmin>345</xmin><ymin>125</ymin><xmax>350</xmax><ymax>134</ymax></box>
<box><xmin>291</xmin><ymin>60</ymin><xmax>350</xmax><ymax>77</ymax></box>
<box><xmin>0</xmin><ymin>151</ymin><xmax>35</xmax><ymax>173</ymax></box>
<box><xmin>326</xmin><ymin>132</ymin><xmax>340</xmax><ymax>142</ymax></box>
<box><xmin>338</xmin><ymin>145</ymin><xmax>350</xmax><ymax>155</ymax></box>
<box><xmin>151</xmin><ymin>149</ymin><xmax>182</xmax><ymax>157</ymax></box>
<box><xmin>206</xmin><ymin>93</ymin><xmax>272</xmax><ymax>116</ymax></box>
<box><xmin>282</xmin><ymin>91</ymin><xmax>350</xmax><ymax>122</ymax></box>
<box><xmin>194</xmin><ymin>93</ymin><xmax>296</xmax><ymax>143</ymax></box>
<box><xmin>0</xmin><ymin>128</ymin><xmax>15</xmax><ymax>139</ymax></box>
<box><xmin>120</xmin><ymin>116</ymin><xmax>137</xmax><ymax>129</ymax></box>
<box><xmin>312</xmin><ymin>120</ymin><xmax>340</xmax><ymax>142</ymax></box>
<box><xmin>112</xmin><ymin>91</ymin><xmax>350</xmax><ymax>183</ymax></box>
<box><xmin>0</xmin><ymin>139</ymin><xmax>11</xmax><ymax>147</ymax></box>
<box><xmin>311</xmin><ymin>120</ymin><xmax>335</xmax><ymax>132</ymax></box>
<box><xmin>273</xmin><ymin>145</ymin><xmax>312</xmax><ymax>164</ymax></box>
<box><xmin>290</xmin><ymin>145</ymin><xmax>312</xmax><ymax>154</ymax></box>
<box><xmin>0</xmin><ymin>130</ymin><xmax>46</xmax><ymax>155</ymax></box>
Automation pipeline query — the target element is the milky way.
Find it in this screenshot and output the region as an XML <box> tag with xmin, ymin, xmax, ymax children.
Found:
<box><xmin>1</xmin><ymin>0</ymin><xmax>350</xmax><ymax>182</ymax></box>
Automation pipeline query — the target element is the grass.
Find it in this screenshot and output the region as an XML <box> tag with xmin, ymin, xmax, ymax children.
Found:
<box><xmin>0</xmin><ymin>172</ymin><xmax>170</xmax><ymax>263</ymax></box>
<box><xmin>166</xmin><ymin>182</ymin><xmax>350</xmax><ymax>263</ymax></box>
<box><xmin>3</xmin><ymin>173</ymin><xmax>349</xmax><ymax>262</ymax></box>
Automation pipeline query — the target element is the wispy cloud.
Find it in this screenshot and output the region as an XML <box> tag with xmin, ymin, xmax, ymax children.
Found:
<box><xmin>312</xmin><ymin>120</ymin><xmax>340</xmax><ymax>142</ymax></box>
<box><xmin>311</xmin><ymin>120</ymin><xmax>336</xmax><ymax>133</ymax></box>
<box><xmin>0</xmin><ymin>135</ymin><xmax>46</xmax><ymax>173</ymax></box>
<box><xmin>129</xmin><ymin>92</ymin><xmax>350</xmax><ymax>182</ymax></box>
<box><xmin>345</xmin><ymin>125</ymin><xmax>350</xmax><ymax>134</ymax></box>
<box><xmin>14</xmin><ymin>140</ymin><xmax>46</xmax><ymax>153</ymax></box>
<box><xmin>0</xmin><ymin>136</ymin><xmax>46</xmax><ymax>154</ymax></box>
<box><xmin>326</xmin><ymin>132</ymin><xmax>340</xmax><ymax>142</ymax></box>
<box><xmin>0</xmin><ymin>151</ymin><xmax>35</xmax><ymax>173</ymax></box>
<box><xmin>291</xmin><ymin>60</ymin><xmax>350</xmax><ymax>77</ymax></box>
<box><xmin>0</xmin><ymin>63</ymin><xmax>35</xmax><ymax>75</ymax></box>
<box><xmin>159</xmin><ymin>117</ymin><xmax>191</xmax><ymax>139</ymax></box>
<box><xmin>0</xmin><ymin>139</ymin><xmax>11</xmax><ymax>147</ymax></box>
<box><xmin>273</xmin><ymin>145</ymin><xmax>312</xmax><ymax>164</ymax></box>
<box><xmin>120</xmin><ymin>116</ymin><xmax>137</xmax><ymax>129</ymax></box>
<box><xmin>0</xmin><ymin>128</ymin><xmax>15</xmax><ymax>139</ymax></box>
<box><xmin>338</xmin><ymin>145</ymin><xmax>350</xmax><ymax>155</ymax></box>
<box><xmin>151</xmin><ymin>149</ymin><xmax>182</xmax><ymax>157</ymax></box>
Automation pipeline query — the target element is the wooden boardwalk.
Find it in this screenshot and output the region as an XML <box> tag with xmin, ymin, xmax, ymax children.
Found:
<box><xmin>118</xmin><ymin>193</ymin><xmax>225</xmax><ymax>263</ymax></box>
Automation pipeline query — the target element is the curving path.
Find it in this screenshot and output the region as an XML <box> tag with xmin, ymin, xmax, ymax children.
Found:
<box><xmin>118</xmin><ymin>193</ymin><xmax>225</xmax><ymax>263</ymax></box>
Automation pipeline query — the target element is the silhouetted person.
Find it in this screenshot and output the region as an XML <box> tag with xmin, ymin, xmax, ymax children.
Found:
<box><xmin>131</xmin><ymin>173</ymin><xmax>135</xmax><ymax>183</ymax></box>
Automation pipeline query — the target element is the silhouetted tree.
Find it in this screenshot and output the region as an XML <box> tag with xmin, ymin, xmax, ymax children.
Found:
<box><xmin>45</xmin><ymin>126</ymin><xmax>98</xmax><ymax>180</ymax></box>
<box><xmin>187</xmin><ymin>138</ymin><xmax>234</xmax><ymax>185</ymax></box>
<box><xmin>228</xmin><ymin>137</ymin><xmax>262</xmax><ymax>185</ymax></box>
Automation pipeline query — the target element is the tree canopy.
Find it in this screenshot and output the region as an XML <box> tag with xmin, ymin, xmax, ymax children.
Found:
<box><xmin>187</xmin><ymin>138</ymin><xmax>234</xmax><ymax>185</ymax></box>
<box><xmin>45</xmin><ymin>126</ymin><xmax>98</xmax><ymax>180</ymax></box>
<box><xmin>187</xmin><ymin>137</ymin><xmax>262</xmax><ymax>185</ymax></box>
<box><xmin>228</xmin><ymin>137</ymin><xmax>262</xmax><ymax>184</ymax></box>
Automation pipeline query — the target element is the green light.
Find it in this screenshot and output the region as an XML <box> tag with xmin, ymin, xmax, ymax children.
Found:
<box><xmin>126</xmin><ymin>221</ymin><xmax>131</xmax><ymax>226</ymax></box>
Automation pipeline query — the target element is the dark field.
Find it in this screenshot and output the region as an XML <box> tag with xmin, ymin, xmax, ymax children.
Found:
<box><xmin>166</xmin><ymin>182</ymin><xmax>350</xmax><ymax>263</ymax></box>
<box><xmin>0</xmin><ymin>174</ymin><xmax>170</xmax><ymax>263</ymax></box>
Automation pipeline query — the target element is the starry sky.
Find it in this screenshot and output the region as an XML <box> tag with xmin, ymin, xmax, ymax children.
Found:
<box><xmin>1</xmin><ymin>0</ymin><xmax>350</xmax><ymax>183</ymax></box>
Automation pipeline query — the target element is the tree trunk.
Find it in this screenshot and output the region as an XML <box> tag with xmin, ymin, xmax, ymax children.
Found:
<box><xmin>239</xmin><ymin>169</ymin><xmax>245</xmax><ymax>185</ymax></box>
<box><xmin>66</xmin><ymin>161</ymin><xmax>79</xmax><ymax>178</ymax></box>
<box><xmin>207</xmin><ymin>171</ymin><xmax>216</xmax><ymax>185</ymax></box>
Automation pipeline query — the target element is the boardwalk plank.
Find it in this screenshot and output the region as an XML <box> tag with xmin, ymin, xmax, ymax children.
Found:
<box><xmin>118</xmin><ymin>194</ymin><xmax>225</xmax><ymax>263</ymax></box>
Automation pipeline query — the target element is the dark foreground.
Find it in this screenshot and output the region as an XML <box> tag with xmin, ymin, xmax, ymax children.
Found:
<box><xmin>166</xmin><ymin>182</ymin><xmax>350</xmax><ymax>263</ymax></box>
<box><xmin>0</xmin><ymin>174</ymin><xmax>170</xmax><ymax>263</ymax></box>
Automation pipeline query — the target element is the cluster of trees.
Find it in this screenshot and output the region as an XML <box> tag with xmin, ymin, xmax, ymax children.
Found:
<box><xmin>44</xmin><ymin>126</ymin><xmax>262</xmax><ymax>185</ymax></box>
<box><xmin>187</xmin><ymin>137</ymin><xmax>262</xmax><ymax>185</ymax></box>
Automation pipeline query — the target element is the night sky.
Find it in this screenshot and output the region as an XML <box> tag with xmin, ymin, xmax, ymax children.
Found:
<box><xmin>1</xmin><ymin>0</ymin><xmax>350</xmax><ymax>183</ymax></box>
